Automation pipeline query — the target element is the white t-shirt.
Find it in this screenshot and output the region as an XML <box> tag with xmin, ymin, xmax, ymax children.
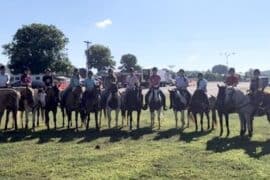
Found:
<box><xmin>0</xmin><ymin>73</ymin><xmax>9</xmax><ymax>87</ymax></box>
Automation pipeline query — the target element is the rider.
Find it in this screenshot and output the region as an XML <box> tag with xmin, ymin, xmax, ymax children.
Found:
<box><xmin>196</xmin><ymin>73</ymin><xmax>209</xmax><ymax>108</ymax></box>
<box><xmin>62</xmin><ymin>68</ymin><xmax>80</xmax><ymax>104</ymax></box>
<box><xmin>0</xmin><ymin>65</ymin><xmax>9</xmax><ymax>88</ymax></box>
<box><xmin>197</xmin><ymin>73</ymin><xmax>208</xmax><ymax>93</ymax></box>
<box><xmin>82</xmin><ymin>70</ymin><xmax>96</xmax><ymax>106</ymax></box>
<box><xmin>42</xmin><ymin>68</ymin><xmax>53</xmax><ymax>88</ymax></box>
<box><xmin>225</xmin><ymin>68</ymin><xmax>239</xmax><ymax>87</ymax></box>
<box><xmin>144</xmin><ymin>67</ymin><xmax>167</xmax><ymax>110</ymax></box>
<box><xmin>103</xmin><ymin>68</ymin><xmax>118</xmax><ymax>104</ymax></box>
<box><xmin>249</xmin><ymin>69</ymin><xmax>261</xmax><ymax>93</ymax></box>
<box><xmin>125</xmin><ymin>67</ymin><xmax>140</xmax><ymax>103</ymax></box>
<box><xmin>20</xmin><ymin>67</ymin><xmax>32</xmax><ymax>87</ymax></box>
<box><xmin>172</xmin><ymin>69</ymin><xmax>191</xmax><ymax>107</ymax></box>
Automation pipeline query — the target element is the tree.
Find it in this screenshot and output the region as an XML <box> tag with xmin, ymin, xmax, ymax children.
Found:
<box><xmin>2</xmin><ymin>23</ymin><xmax>70</xmax><ymax>74</ymax></box>
<box><xmin>85</xmin><ymin>44</ymin><xmax>115</xmax><ymax>72</ymax></box>
<box><xmin>212</xmin><ymin>64</ymin><xmax>228</xmax><ymax>74</ymax></box>
<box><xmin>50</xmin><ymin>58</ymin><xmax>74</xmax><ymax>76</ymax></box>
<box><xmin>119</xmin><ymin>53</ymin><xmax>141</xmax><ymax>72</ymax></box>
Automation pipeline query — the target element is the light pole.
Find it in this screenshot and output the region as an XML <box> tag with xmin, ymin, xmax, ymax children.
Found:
<box><xmin>220</xmin><ymin>52</ymin><xmax>236</xmax><ymax>68</ymax></box>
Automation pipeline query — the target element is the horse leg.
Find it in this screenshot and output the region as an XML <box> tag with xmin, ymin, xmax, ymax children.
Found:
<box><xmin>25</xmin><ymin>110</ymin><xmax>29</xmax><ymax>129</ymax></box>
<box><xmin>61</xmin><ymin>107</ymin><xmax>65</xmax><ymax>128</ymax></box>
<box><xmin>225</xmin><ymin>113</ymin><xmax>230</xmax><ymax>137</ymax></box>
<box><xmin>150</xmin><ymin>112</ymin><xmax>154</xmax><ymax>128</ymax></box>
<box><xmin>4</xmin><ymin>110</ymin><xmax>9</xmax><ymax>130</ymax></box>
<box><xmin>32</xmin><ymin>110</ymin><xmax>36</xmax><ymax>131</ymax></box>
<box><xmin>45</xmin><ymin>110</ymin><xmax>50</xmax><ymax>130</ymax></box>
<box><xmin>247</xmin><ymin>114</ymin><xmax>253</xmax><ymax>138</ymax></box>
<box><xmin>137</xmin><ymin>110</ymin><xmax>141</xmax><ymax>129</ymax></box>
<box><xmin>53</xmin><ymin>109</ymin><xmax>57</xmax><ymax>130</ymax></box>
<box><xmin>13</xmin><ymin>110</ymin><xmax>18</xmax><ymax>131</ymax></box>
<box><xmin>67</xmin><ymin>110</ymin><xmax>71</xmax><ymax>129</ymax></box>
<box><xmin>200</xmin><ymin>113</ymin><xmax>204</xmax><ymax>132</ymax></box>
<box><xmin>206</xmin><ymin>112</ymin><xmax>210</xmax><ymax>130</ymax></box>
<box><xmin>129</xmin><ymin>111</ymin><xmax>132</xmax><ymax>130</ymax></box>
<box><xmin>218</xmin><ymin>111</ymin><xmax>223</xmax><ymax>136</ymax></box>
<box><xmin>193</xmin><ymin>113</ymin><xmax>198</xmax><ymax>132</ymax></box>
<box><xmin>239</xmin><ymin>113</ymin><xmax>245</xmax><ymax>137</ymax></box>
<box><xmin>37</xmin><ymin>108</ymin><xmax>40</xmax><ymax>127</ymax></box>
<box><xmin>107</xmin><ymin>108</ymin><xmax>111</xmax><ymax>128</ymax></box>
<box><xmin>174</xmin><ymin>111</ymin><xmax>178</xmax><ymax>128</ymax></box>
<box><xmin>181</xmin><ymin>110</ymin><xmax>185</xmax><ymax>128</ymax></box>
<box><xmin>20</xmin><ymin>111</ymin><xmax>24</xmax><ymax>129</ymax></box>
<box><xmin>187</xmin><ymin>110</ymin><xmax>191</xmax><ymax>128</ymax></box>
<box><xmin>75</xmin><ymin>111</ymin><xmax>79</xmax><ymax>131</ymax></box>
<box><xmin>95</xmin><ymin>112</ymin><xmax>99</xmax><ymax>130</ymax></box>
<box><xmin>115</xmin><ymin>109</ymin><xmax>119</xmax><ymax>128</ymax></box>
<box><xmin>158</xmin><ymin>109</ymin><xmax>161</xmax><ymax>130</ymax></box>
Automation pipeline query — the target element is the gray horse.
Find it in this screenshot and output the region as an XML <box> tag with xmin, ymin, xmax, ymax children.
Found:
<box><xmin>224</xmin><ymin>87</ymin><xmax>254</xmax><ymax>137</ymax></box>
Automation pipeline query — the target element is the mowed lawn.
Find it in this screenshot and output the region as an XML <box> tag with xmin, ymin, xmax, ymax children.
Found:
<box><xmin>1</xmin><ymin>109</ymin><xmax>270</xmax><ymax>179</ymax></box>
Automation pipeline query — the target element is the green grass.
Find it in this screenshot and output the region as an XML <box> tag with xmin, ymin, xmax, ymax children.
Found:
<box><xmin>1</xmin><ymin>109</ymin><xmax>270</xmax><ymax>179</ymax></box>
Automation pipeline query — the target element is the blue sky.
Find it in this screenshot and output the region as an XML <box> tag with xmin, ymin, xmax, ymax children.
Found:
<box><xmin>1</xmin><ymin>0</ymin><xmax>270</xmax><ymax>72</ymax></box>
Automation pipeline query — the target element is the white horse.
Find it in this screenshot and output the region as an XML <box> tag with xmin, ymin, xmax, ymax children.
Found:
<box><xmin>13</xmin><ymin>87</ymin><xmax>46</xmax><ymax>130</ymax></box>
<box><xmin>225</xmin><ymin>87</ymin><xmax>254</xmax><ymax>137</ymax></box>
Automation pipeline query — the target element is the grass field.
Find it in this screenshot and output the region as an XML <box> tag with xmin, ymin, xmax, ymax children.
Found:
<box><xmin>1</xmin><ymin>109</ymin><xmax>270</xmax><ymax>179</ymax></box>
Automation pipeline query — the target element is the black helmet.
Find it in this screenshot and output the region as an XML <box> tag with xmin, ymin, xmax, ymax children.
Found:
<box><xmin>45</xmin><ymin>68</ymin><xmax>51</xmax><ymax>72</ymax></box>
<box><xmin>228</xmin><ymin>68</ymin><xmax>235</xmax><ymax>73</ymax></box>
<box><xmin>152</xmin><ymin>67</ymin><xmax>158</xmax><ymax>71</ymax></box>
<box><xmin>24</xmin><ymin>66</ymin><xmax>30</xmax><ymax>71</ymax></box>
<box><xmin>88</xmin><ymin>70</ymin><xmax>93</xmax><ymax>75</ymax></box>
<box><xmin>254</xmin><ymin>69</ymin><xmax>261</xmax><ymax>75</ymax></box>
<box><xmin>179</xmin><ymin>69</ymin><xmax>185</xmax><ymax>73</ymax></box>
<box><xmin>0</xmin><ymin>65</ymin><xmax>5</xmax><ymax>70</ymax></box>
<box><xmin>198</xmin><ymin>73</ymin><xmax>203</xmax><ymax>77</ymax></box>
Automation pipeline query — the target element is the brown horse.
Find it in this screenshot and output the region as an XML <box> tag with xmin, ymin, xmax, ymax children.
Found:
<box><xmin>44</xmin><ymin>86</ymin><xmax>59</xmax><ymax>130</ymax></box>
<box><xmin>0</xmin><ymin>88</ymin><xmax>20</xmax><ymax>130</ymax></box>
<box><xmin>62</xmin><ymin>86</ymin><xmax>83</xmax><ymax>131</ymax></box>
<box><xmin>188</xmin><ymin>90</ymin><xmax>212</xmax><ymax>132</ymax></box>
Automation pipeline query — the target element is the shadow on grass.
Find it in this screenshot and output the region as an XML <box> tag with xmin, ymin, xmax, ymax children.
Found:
<box><xmin>179</xmin><ymin>130</ymin><xmax>213</xmax><ymax>143</ymax></box>
<box><xmin>206</xmin><ymin>136</ymin><xmax>270</xmax><ymax>158</ymax></box>
<box><xmin>153</xmin><ymin>128</ymin><xmax>181</xmax><ymax>140</ymax></box>
<box><xmin>0</xmin><ymin>127</ymin><xmax>156</xmax><ymax>144</ymax></box>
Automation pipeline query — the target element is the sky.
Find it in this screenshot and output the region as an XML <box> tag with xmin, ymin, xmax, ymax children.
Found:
<box><xmin>1</xmin><ymin>0</ymin><xmax>270</xmax><ymax>72</ymax></box>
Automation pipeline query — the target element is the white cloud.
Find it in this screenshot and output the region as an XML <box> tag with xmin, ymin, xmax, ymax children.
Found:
<box><xmin>95</xmin><ymin>19</ymin><xmax>112</xmax><ymax>29</ymax></box>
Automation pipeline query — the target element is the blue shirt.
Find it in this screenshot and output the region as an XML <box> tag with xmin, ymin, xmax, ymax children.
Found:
<box><xmin>69</xmin><ymin>75</ymin><xmax>80</xmax><ymax>88</ymax></box>
<box><xmin>84</xmin><ymin>78</ymin><xmax>96</xmax><ymax>91</ymax></box>
<box><xmin>197</xmin><ymin>78</ymin><xmax>207</xmax><ymax>92</ymax></box>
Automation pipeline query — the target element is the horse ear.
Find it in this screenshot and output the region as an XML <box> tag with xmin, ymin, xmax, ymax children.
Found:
<box><xmin>217</xmin><ymin>84</ymin><xmax>220</xmax><ymax>88</ymax></box>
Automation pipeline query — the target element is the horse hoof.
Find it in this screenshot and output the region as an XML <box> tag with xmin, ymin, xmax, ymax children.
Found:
<box><xmin>248</xmin><ymin>131</ymin><xmax>253</xmax><ymax>138</ymax></box>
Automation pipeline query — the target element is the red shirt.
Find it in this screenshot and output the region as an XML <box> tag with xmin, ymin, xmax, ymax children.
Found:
<box><xmin>225</xmin><ymin>75</ymin><xmax>239</xmax><ymax>86</ymax></box>
<box><xmin>149</xmin><ymin>75</ymin><xmax>161</xmax><ymax>88</ymax></box>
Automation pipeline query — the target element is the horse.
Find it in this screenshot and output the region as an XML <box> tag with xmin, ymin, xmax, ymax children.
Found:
<box><xmin>169</xmin><ymin>88</ymin><xmax>191</xmax><ymax>128</ymax></box>
<box><xmin>81</xmin><ymin>86</ymin><xmax>101</xmax><ymax>130</ymax></box>
<box><xmin>8</xmin><ymin>87</ymin><xmax>46</xmax><ymax>130</ymax></box>
<box><xmin>122</xmin><ymin>87</ymin><xmax>143</xmax><ymax>130</ymax></box>
<box><xmin>0</xmin><ymin>88</ymin><xmax>20</xmax><ymax>130</ymax></box>
<box><xmin>44</xmin><ymin>86</ymin><xmax>59</xmax><ymax>130</ymax></box>
<box><xmin>188</xmin><ymin>89</ymin><xmax>212</xmax><ymax>132</ymax></box>
<box><xmin>216</xmin><ymin>85</ymin><xmax>236</xmax><ymax>136</ymax></box>
<box><xmin>224</xmin><ymin>87</ymin><xmax>260</xmax><ymax>137</ymax></box>
<box><xmin>62</xmin><ymin>86</ymin><xmax>83</xmax><ymax>131</ymax></box>
<box><xmin>147</xmin><ymin>87</ymin><xmax>165</xmax><ymax>129</ymax></box>
<box><xmin>106</xmin><ymin>83</ymin><xmax>121</xmax><ymax>128</ymax></box>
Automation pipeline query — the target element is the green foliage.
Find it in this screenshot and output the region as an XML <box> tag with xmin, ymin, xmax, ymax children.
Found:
<box><xmin>50</xmin><ymin>58</ymin><xmax>74</xmax><ymax>76</ymax></box>
<box><xmin>2</xmin><ymin>23</ymin><xmax>70</xmax><ymax>74</ymax></box>
<box><xmin>85</xmin><ymin>44</ymin><xmax>116</xmax><ymax>72</ymax></box>
<box><xmin>119</xmin><ymin>53</ymin><xmax>141</xmax><ymax>72</ymax></box>
<box><xmin>212</xmin><ymin>64</ymin><xmax>228</xmax><ymax>74</ymax></box>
